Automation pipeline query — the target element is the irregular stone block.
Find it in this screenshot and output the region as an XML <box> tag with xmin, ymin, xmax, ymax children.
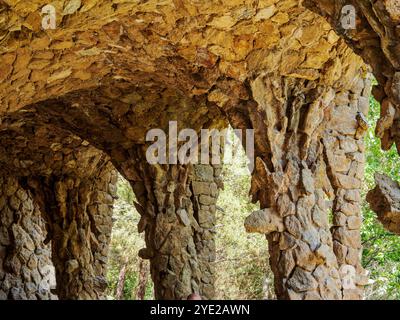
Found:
<box><xmin>287</xmin><ymin>267</ymin><xmax>318</xmax><ymax>292</ymax></box>
<box><xmin>366</xmin><ymin>173</ymin><xmax>400</xmax><ymax>235</ymax></box>
<box><xmin>245</xmin><ymin>208</ymin><xmax>284</xmax><ymax>234</ymax></box>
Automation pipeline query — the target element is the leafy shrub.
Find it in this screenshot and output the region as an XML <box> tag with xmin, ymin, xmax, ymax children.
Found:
<box><xmin>361</xmin><ymin>95</ymin><xmax>400</xmax><ymax>300</ymax></box>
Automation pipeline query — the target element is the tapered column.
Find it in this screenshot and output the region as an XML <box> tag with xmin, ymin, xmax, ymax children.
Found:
<box><xmin>216</xmin><ymin>72</ymin><xmax>371</xmax><ymax>299</ymax></box>
<box><xmin>0</xmin><ymin>175</ymin><xmax>56</xmax><ymax>300</ymax></box>
<box><xmin>133</xmin><ymin>163</ymin><xmax>199</xmax><ymax>300</ymax></box>
<box><xmin>246</xmin><ymin>159</ymin><xmax>343</xmax><ymax>300</ymax></box>
<box><xmin>190</xmin><ymin>163</ymin><xmax>222</xmax><ymax>299</ymax></box>
<box><xmin>325</xmin><ymin>76</ymin><xmax>372</xmax><ymax>299</ymax></box>
<box><xmin>27</xmin><ymin>163</ymin><xmax>117</xmax><ymax>300</ymax></box>
<box><xmin>125</xmin><ymin>146</ymin><xmax>221</xmax><ymax>300</ymax></box>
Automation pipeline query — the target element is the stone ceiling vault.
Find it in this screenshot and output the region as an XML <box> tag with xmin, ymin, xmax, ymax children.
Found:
<box><xmin>1</xmin><ymin>0</ymin><xmax>399</xmax><ymax>301</ymax></box>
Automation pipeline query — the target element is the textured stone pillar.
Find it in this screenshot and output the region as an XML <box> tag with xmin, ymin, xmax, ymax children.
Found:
<box><xmin>27</xmin><ymin>164</ymin><xmax>117</xmax><ymax>300</ymax></box>
<box><xmin>125</xmin><ymin>147</ymin><xmax>221</xmax><ymax>300</ymax></box>
<box><xmin>215</xmin><ymin>71</ymin><xmax>371</xmax><ymax>300</ymax></box>
<box><xmin>190</xmin><ymin>163</ymin><xmax>223</xmax><ymax>299</ymax></box>
<box><xmin>251</xmin><ymin>161</ymin><xmax>344</xmax><ymax>300</ymax></box>
<box><xmin>133</xmin><ymin>163</ymin><xmax>199</xmax><ymax>300</ymax></box>
<box><xmin>325</xmin><ymin>77</ymin><xmax>372</xmax><ymax>299</ymax></box>
<box><xmin>304</xmin><ymin>0</ymin><xmax>400</xmax><ymax>154</ymax></box>
<box><xmin>0</xmin><ymin>175</ymin><xmax>56</xmax><ymax>300</ymax></box>
<box><xmin>87</xmin><ymin>168</ymin><xmax>118</xmax><ymax>285</ymax></box>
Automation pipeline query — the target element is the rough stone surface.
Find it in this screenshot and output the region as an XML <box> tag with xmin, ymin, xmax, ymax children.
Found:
<box><xmin>367</xmin><ymin>173</ymin><xmax>400</xmax><ymax>235</ymax></box>
<box><xmin>0</xmin><ymin>108</ymin><xmax>117</xmax><ymax>299</ymax></box>
<box><xmin>26</xmin><ymin>163</ymin><xmax>117</xmax><ymax>300</ymax></box>
<box><xmin>1</xmin><ymin>0</ymin><xmax>399</xmax><ymax>300</ymax></box>
<box><xmin>304</xmin><ymin>0</ymin><xmax>400</xmax><ymax>154</ymax></box>
<box><xmin>129</xmin><ymin>146</ymin><xmax>221</xmax><ymax>300</ymax></box>
<box><xmin>0</xmin><ymin>176</ymin><xmax>56</xmax><ymax>300</ymax></box>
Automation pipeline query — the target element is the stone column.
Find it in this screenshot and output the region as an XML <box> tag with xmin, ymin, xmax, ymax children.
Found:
<box><xmin>246</xmin><ymin>158</ymin><xmax>343</xmax><ymax>300</ymax></box>
<box><xmin>132</xmin><ymin>163</ymin><xmax>198</xmax><ymax>300</ymax></box>
<box><xmin>324</xmin><ymin>77</ymin><xmax>372</xmax><ymax>299</ymax></box>
<box><xmin>304</xmin><ymin>0</ymin><xmax>400</xmax><ymax>154</ymax></box>
<box><xmin>26</xmin><ymin>164</ymin><xmax>117</xmax><ymax>300</ymax></box>
<box><xmin>190</xmin><ymin>163</ymin><xmax>223</xmax><ymax>299</ymax></box>
<box><xmin>0</xmin><ymin>175</ymin><xmax>56</xmax><ymax>300</ymax></box>
<box><xmin>125</xmin><ymin>147</ymin><xmax>221</xmax><ymax>300</ymax></box>
<box><xmin>216</xmin><ymin>72</ymin><xmax>371</xmax><ymax>299</ymax></box>
<box><xmin>87</xmin><ymin>168</ymin><xmax>118</xmax><ymax>285</ymax></box>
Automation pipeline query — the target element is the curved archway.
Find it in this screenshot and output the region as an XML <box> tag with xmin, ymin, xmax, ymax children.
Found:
<box><xmin>1</xmin><ymin>0</ymin><xmax>398</xmax><ymax>300</ymax></box>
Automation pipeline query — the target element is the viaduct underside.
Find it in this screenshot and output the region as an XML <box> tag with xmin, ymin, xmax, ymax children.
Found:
<box><xmin>0</xmin><ymin>0</ymin><xmax>399</xmax><ymax>300</ymax></box>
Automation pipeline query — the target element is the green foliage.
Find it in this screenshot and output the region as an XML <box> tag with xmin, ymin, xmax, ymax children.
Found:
<box><xmin>116</xmin><ymin>178</ymin><xmax>135</xmax><ymax>204</ymax></box>
<box><xmin>106</xmin><ymin>178</ymin><xmax>153</xmax><ymax>300</ymax></box>
<box><xmin>362</xmin><ymin>95</ymin><xmax>400</xmax><ymax>300</ymax></box>
<box><xmin>214</xmin><ymin>142</ymin><xmax>275</xmax><ymax>300</ymax></box>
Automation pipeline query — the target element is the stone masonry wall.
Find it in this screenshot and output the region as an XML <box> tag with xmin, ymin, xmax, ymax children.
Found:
<box><xmin>190</xmin><ymin>163</ymin><xmax>223</xmax><ymax>299</ymax></box>
<box><xmin>1</xmin><ymin>0</ymin><xmax>395</xmax><ymax>300</ymax></box>
<box><xmin>26</xmin><ymin>162</ymin><xmax>116</xmax><ymax>300</ymax></box>
<box><xmin>124</xmin><ymin>144</ymin><xmax>222</xmax><ymax>300</ymax></box>
<box><xmin>211</xmin><ymin>69</ymin><xmax>371</xmax><ymax>299</ymax></box>
<box><xmin>0</xmin><ymin>175</ymin><xmax>56</xmax><ymax>300</ymax></box>
<box><xmin>367</xmin><ymin>173</ymin><xmax>400</xmax><ymax>235</ymax></box>
<box><xmin>325</xmin><ymin>76</ymin><xmax>372</xmax><ymax>299</ymax></box>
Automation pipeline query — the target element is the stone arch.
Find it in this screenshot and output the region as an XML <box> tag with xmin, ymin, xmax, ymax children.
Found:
<box><xmin>1</xmin><ymin>0</ymin><xmax>399</xmax><ymax>300</ymax></box>
<box><xmin>0</xmin><ymin>109</ymin><xmax>117</xmax><ymax>299</ymax></box>
<box><xmin>304</xmin><ymin>0</ymin><xmax>400</xmax><ymax>153</ymax></box>
<box><xmin>303</xmin><ymin>0</ymin><xmax>400</xmax><ymax>242</ymax></box>
<box><xmin>0</xmin><ymin>81</ymin><xmax>227</xmax><ymax>298</ymax></box>
<box><xmin>0</xmin><ymin>86</ymin><xmax>226</xmax><ymax>300</ymax></box>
